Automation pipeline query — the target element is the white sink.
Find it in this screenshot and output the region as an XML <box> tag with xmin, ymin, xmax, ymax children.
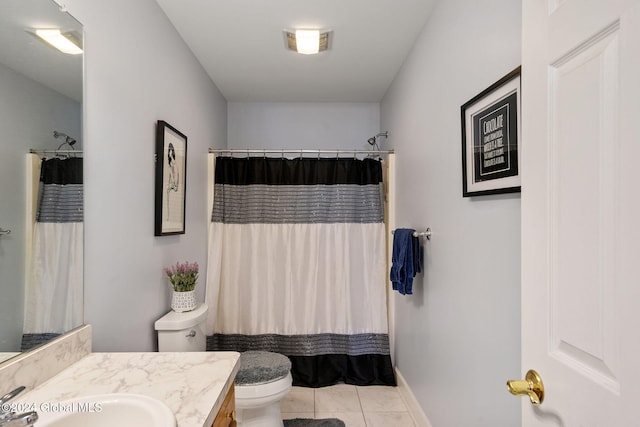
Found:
<box><xmin>35</xmin><ymin>393</ymin><xmax>176</xmax><ymax>427</ymax></box>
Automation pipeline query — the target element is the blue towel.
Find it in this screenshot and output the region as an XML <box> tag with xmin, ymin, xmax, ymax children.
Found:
<box><xmin>390</xmin><ymin>228</ymin><xmax>421</xmax><ymax>295</ymax></box>
<box><xmin>412</xmin><ymin>234</ymin><xmax>423</xmax><ymax>275</ymax></box>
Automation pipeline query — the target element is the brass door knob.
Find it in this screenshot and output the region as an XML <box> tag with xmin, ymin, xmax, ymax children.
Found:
<box><xmin>506</xmin><ymin>369</ymin><xmax>544</xmax><ymax>405</ymax></box>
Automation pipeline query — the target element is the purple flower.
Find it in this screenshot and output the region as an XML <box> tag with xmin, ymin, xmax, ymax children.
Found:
<box><xmin>164</xmin><ymin>261</ymin><xmax>199</xmax><ymax>292</ymax></box>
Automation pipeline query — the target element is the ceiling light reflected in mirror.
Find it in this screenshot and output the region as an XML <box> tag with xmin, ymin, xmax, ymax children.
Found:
<box><xmin>30</xmin><ymin>28</ymin><xmax>83</xmax><ymax>55</ymax></box>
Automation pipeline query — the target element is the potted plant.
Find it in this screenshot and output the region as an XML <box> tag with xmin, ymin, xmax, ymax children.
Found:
<box><xmin>164</xmin><ymin>261</ymin><xmax>199</xmax><ymax>312</ymax></box>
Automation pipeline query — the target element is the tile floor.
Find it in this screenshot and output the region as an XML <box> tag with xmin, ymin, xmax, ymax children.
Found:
<box><xmin>281</xmin><ymin>384</ymin><xmax>416</xmax><ymax>427</ymax></box>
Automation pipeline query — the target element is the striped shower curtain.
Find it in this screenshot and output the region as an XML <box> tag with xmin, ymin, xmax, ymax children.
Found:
<box><xmin>205</xmin><ymin>156</ymin><xmax>395</xmax><ymax>387</ymax></box>
<box><xmin>23</xmin><ymin>157</ymin><xmax>83</xmax><ymax>348</ymax></box>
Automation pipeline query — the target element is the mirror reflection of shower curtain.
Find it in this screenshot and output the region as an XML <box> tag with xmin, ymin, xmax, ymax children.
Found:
<box><xmin>23</xmin><ymin>156</ymin><xmax>83</xmax><ymax>347</ymax></box>
<box><xmin>206</xmin><ymin>156</ymin><xmax>395</xmax><ymax>387</ymax></box>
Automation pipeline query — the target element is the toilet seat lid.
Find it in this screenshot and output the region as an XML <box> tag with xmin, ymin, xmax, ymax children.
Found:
<box><xmin>236</xmin><ymin>351</ymin><xmax>292</xmax><ymax>386</ymax></box>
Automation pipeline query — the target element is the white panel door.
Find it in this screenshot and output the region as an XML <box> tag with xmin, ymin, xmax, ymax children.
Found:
<box><xmin>520</xmin><ymin>0</ymin><xmax>640</xmax><ymax>425</ymax></box>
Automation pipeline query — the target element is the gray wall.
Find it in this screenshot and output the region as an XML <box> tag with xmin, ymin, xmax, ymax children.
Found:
<box><xmin>381</xmin><ymin>0</ymin><xmax>522</xmax><ymax>425</ymax></box>
<box><xmin>228</xmin><ymin>102</ymin><xmax>380</xmax><ymax>151</ymax></box>
<box><xmin>0</xmin><ymin>62</ymin><xmax>81</xmax><ymax>351</ymax></box>
<box><xmin>59</xmin><ymin>0</ymin><xmax>227</xmax><ymax>351</ymax></box>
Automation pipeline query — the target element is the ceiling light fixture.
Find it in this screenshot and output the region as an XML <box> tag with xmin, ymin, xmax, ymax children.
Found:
<box><xmin>31</xmin><ymin>29</ymin><xmax>83</xmax><ymax>55</ymax></box>
<box><xmin>284</xmin><ymin>29</ymin><xmax>331</xmax><ymax>55</ymax></box>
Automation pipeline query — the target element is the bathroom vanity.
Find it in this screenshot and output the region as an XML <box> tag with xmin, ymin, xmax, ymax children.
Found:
<box><xmin>212</xmin><ymin>383</ymin><xmax>236</xmax><ymax>427</ymax></box>
<box><xmin>0</xmin><ymin>326</ymin><xmax>240</xmax><ymax>427</ymax></box>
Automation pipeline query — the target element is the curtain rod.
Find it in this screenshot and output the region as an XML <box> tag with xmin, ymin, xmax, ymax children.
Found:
<box><xmin>209</xmin><ymin>148</ymin><xmax>394</xmax><ymax>155</ymax></box>
<box><xmin>29</xmin><ymin>149</ymin><xmax>83</xmax><ymax>156</ymax></box>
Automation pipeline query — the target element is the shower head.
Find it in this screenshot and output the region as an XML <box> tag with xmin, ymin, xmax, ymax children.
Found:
<box><xmin>367</xmin><ymin>131</ymin><xmax>389</xmax><ymax>147</ymax></box>
<box><xmin>54</xmin><ymin>131</ymin><xmax>77</xmax><ymax>148</ymax></box>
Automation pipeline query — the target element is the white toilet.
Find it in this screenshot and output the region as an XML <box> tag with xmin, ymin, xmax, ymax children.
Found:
<box><xmin>154</xmin><ymin>304</ymin><xmax>292</xmax><ymax>427</ymax></box>
<box><xmin>234</xmin><ymin>351</ymin><xmax>292</xmax><ymax>427</ymax></box>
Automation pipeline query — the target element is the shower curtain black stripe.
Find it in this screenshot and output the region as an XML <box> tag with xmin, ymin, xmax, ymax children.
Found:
<box><xmin>214</xmin><ymin>157</ymin><xmax>383</xmax><ymax>185</ymax></box>
<box><xmin>37</xmin><ymin>157</ymin><xmax>84</xmax><ymax>222</ymax></box>
<box><xmin>206</xmin><ymin>156</ymin><xmax>395</xmax><ymax>387</ymax></box>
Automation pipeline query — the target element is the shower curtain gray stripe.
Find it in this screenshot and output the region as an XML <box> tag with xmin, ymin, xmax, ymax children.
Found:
<box><xmin>212</xmin><ymin>184</ymin><xmax>383</xmax><ymax>224</ymax></box>
<box><xmin>37</xmin><ymin>184</ymin><xmax>84</xmax><ymax>222</ymax></box>
<box><xmin>208</xmin><ymin>333</ymin><xmax>392</xmax><ymax>356</ymax></box>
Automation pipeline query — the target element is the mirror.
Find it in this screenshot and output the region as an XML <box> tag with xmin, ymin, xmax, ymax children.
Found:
<box><xmin>0</xmin><ymin>0</ymin><xmax>83</xmax><ymax>363</ymax></box>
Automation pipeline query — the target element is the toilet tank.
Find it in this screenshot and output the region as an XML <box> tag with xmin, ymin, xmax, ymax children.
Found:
<box><xmin>154</xmin><ymin>303</ymin><xmax>208</xmax><ymax>352</ymax></box>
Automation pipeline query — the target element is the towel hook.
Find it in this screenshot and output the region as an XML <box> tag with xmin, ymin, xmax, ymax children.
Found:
<box><xmin>0</xmin><ymin>228</ymin><xmax>11</xmax><ymax>236</ymax></box>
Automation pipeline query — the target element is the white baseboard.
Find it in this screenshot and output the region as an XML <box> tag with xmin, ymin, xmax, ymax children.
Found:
<box><xmin>396</xmin><ymin>368</ymin><xmax>432</xmax><ymax>427</ymax></box>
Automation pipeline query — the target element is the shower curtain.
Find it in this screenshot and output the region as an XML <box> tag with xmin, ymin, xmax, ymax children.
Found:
<box><xmin>23</xmin><ymin>156</ymin><xmax>83</xmax><ymax>349</ymax></box>
<box><xmin>205</xmin><ymin>156</ymin><xmax>395</xmax><ymax>387</ymax></box>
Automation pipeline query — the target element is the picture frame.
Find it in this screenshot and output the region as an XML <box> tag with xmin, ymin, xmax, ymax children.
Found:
<box><xmin>155</xmin><ymin>120</ymin><xmax>187</xmax><ymax>236</ymax></box>
<box><xmin>461</xmin><ymin>67</ymin><xmax>521</xmax><ymax>197</ymax></box>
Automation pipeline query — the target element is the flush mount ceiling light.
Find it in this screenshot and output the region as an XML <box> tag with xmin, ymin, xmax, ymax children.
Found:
<box><xmin>30</xmin><ymin>29</ymin><xmax>83</xmax><ymax>55</ymax></box>
<box><xmin>284</xmin><ymin>29</ymin><xmax>331</xmax><ymax>55</ymax></box>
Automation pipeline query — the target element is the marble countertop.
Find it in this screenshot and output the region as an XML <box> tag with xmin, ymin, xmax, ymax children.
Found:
<box><xmin>15</xmin><ymin>351</ymin><xmax>240</xmax><ymax>427</ymax></box>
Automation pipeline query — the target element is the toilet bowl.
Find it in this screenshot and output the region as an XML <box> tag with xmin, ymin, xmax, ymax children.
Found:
<box><xmin>154</xmin><ymin>306</ymin><xmax>292</xmax><ymax>426</ymax></box>
<box><xmin>234</xmin><ymin>351</ymin><xmax>292</xmax><ymax>427</ymax></box>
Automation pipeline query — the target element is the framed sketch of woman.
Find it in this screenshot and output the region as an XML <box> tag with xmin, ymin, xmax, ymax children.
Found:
<box><xmin>155</xmin><ymin>120</ymin><xmax>187</xmax><ymax>235</ymax></box>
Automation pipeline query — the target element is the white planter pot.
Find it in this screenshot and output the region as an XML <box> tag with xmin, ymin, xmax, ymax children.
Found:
<box><xmin>171</xmin><ymin>290</ymin><xmax>196</xmax><ymax>312</ymax></box>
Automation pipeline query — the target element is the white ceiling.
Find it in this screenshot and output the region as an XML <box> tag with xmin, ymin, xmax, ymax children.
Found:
<box><xmin>155</xmin><ymin>0</ymin><xmax>436</xmax><ymax>102</ymax></box>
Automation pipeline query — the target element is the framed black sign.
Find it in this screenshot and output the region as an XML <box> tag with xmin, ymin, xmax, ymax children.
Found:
<box><xmin>461</xmin><ymin>67</ymin><xmax>521</xmax><ymax>197</ymax></box>
<box><xmin>155</xmin><ymin>120</ymin><xmax>187</xmax><ymax>236</ymax></box>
